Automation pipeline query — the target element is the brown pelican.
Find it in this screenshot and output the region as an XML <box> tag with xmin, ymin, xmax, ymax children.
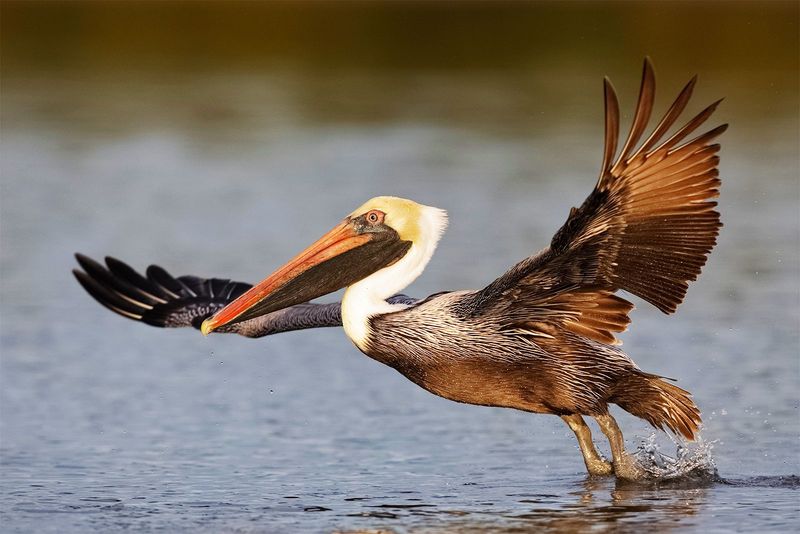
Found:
<box><xmin>74</xmin><ymin>59</ymin><xmax>725</xmax><ymax>479</ymax></box>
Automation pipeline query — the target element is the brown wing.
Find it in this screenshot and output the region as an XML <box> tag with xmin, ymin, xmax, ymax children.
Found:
<box><xmin>512</xmin><ymin>289</ymin><xmax>635</xmax><ymax>346</ymax></box>
<box><xmin>462</xmin><ymin>58</ymin><xmax>725</xmax><ymax>345</ymax></box>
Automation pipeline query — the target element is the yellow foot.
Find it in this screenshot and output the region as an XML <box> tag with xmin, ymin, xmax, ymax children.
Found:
<box><xmin>612</xmin><ymin>453</ymin><xmax>649</xmax><ymax>481</ymax></box>
<box><xmin>586</xmin><ymin>457</ymin><xmax>614</xmax><ymax>476</ymax></box>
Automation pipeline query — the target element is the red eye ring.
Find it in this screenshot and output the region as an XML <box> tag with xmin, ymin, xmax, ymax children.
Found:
<box><xmin>365</xmin><ymin>210</ymin><xmax>384</xmax><ymax>224</ymax></box>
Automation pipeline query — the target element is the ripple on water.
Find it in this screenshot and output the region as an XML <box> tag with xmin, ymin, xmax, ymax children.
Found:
<box><xmin>722</xmin><ymin>475</ymin><xmax>800</xmax><ymax>489</ymax></box>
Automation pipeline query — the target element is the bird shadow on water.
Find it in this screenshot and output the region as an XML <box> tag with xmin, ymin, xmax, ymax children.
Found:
<box><xmin>337</xmin><ymin>476</ymin><xmax>713</xmax><ymax>534</ymax></box>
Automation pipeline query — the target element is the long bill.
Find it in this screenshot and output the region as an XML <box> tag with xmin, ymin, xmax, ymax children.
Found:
<box><xmin>200</xmin><ymin>219</ymin><xmax>410</xmax><ymax>335</ymax></box>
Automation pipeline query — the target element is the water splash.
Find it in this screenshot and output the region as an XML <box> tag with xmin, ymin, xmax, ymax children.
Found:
<box><xmin>631</xmin><ymin>432</ymin><xmax>720</xmax><ymax>484</ymax></box>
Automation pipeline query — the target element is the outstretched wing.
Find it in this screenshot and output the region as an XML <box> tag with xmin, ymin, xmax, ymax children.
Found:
<box><xmin>462</xmin><ymin>58</ymin><xmax>725</xmax><ymax>345</ymax></box>
<box><xmin>74</xmin><ymin>254</ymin><xmax>416</xmax><ymax>337</ymax></box>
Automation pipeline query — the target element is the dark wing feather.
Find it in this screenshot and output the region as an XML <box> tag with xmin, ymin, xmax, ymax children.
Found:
<box><xmin>74</xmin><ymin>254</ymin><xmax>416</xmax><ymax>337</ymax></box>
<box><xmin>462</xmin><ymin>58</ymin><xmax>725</xmax><ymax>345</ymax></box>
<box><xmin>74</xmin><ymin>254</ymin><xmax>251</xmax><ymax>329</ymax></box>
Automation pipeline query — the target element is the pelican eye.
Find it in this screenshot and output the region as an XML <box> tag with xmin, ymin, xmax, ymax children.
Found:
<box><xmin>365</xmin><ymin>210</ymin><xmax>385</xmax><ymax>225</ymax></box>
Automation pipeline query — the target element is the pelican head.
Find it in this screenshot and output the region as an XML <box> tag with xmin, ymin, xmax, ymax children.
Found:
<box><xmin>201</xmin><ymin>196</ymin><xmax>447</xmax><ymax>335</ymax></box>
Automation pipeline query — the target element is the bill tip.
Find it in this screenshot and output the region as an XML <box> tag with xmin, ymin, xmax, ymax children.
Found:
<box><xmin>200</xmin><ymin>319</ymin><xmax>214</xmax><ymax>336</ymax></box>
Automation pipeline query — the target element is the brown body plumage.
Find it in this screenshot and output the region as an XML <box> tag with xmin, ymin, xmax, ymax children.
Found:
<box><xmin>368</xmin><ymin>292</ymin><xmax>701</xmax><ymax>441</ymax></box>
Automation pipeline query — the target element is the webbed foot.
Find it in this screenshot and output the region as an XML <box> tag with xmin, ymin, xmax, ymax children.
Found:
<box><xmin>586</xmin><ymin>457</ymin><xmax>614</xmax><ymax>477</ymax></box>
<box><xmin>612</xmin><ymin>452</ymin><xmax>649</xmax><ymax>481</ymax></box>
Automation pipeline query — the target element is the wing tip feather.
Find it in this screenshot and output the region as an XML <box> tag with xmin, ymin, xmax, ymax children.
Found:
<box><xmin>73</xmin><ymin>253</ymin><xmax>254</xmax><ymax>330</ymax></box>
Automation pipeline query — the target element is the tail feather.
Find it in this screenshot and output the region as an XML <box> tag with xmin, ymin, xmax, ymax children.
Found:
<box><xmin>613</xmin><ymin>373</ymin><xmax>701</xmax><ymax>440</ymax></box>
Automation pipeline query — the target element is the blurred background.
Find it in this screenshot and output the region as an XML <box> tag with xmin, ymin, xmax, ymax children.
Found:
<box><xmin>2</xmin><ymin>1</ymin><xmax>798</xmax><ymax>532</ymax></box>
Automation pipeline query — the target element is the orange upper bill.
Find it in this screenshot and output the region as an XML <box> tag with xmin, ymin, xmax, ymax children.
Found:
<box><xmin>201</xmin><ymin>220</ymin><xmax>369</xmax><ymax>335</ymax></box>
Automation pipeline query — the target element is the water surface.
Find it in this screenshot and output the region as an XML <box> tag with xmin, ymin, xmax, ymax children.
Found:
<box><xmin>2</xmin><ymin>2</ymin><xmax>798</xmax><ymax>532</ymax></box>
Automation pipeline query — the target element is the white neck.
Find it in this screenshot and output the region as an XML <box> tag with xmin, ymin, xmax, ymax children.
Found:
<box><xmin>342</xmin><ymin>205</ymin><xmax>447</xmax><ymax>351</ymax></box>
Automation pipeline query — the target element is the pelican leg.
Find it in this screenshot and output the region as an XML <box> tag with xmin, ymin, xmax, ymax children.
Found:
<box><xmin>561</xmin><ymin>414</ymin><xmax>613</xmax><ymax>476</ymax></box>
<box><xmin>594</xmin><ymin>413</ymin><xmax>647</xmax><ymax>480</ymax></box>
